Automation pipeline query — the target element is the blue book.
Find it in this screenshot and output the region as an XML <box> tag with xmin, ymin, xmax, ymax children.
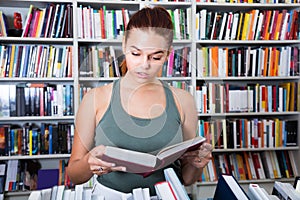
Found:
<box><xmin>213</xmin><ymin>174</ymin><xmax>249</xmax><ymax>200</ymax></box>
<box><xmin>37</xmin><ymin>169</ymin><xmax>59</xmax><ymax>190</ymax></box>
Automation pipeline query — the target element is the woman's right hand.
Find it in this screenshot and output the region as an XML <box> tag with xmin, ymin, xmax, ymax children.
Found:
<box><xmin>87</xmin><ymin>145</ymin><xmax>126</xmax><ymax>175</ymax></box>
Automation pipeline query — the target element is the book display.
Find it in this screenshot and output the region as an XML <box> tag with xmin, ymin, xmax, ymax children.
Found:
<box><xmin>0</xmin><ymin>0</ymin><xmax>299</xmax><ymax>199</ymax></box>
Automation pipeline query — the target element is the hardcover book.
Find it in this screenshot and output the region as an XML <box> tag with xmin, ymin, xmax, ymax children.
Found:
<box><xmin>102</xmin><ymin>136</ymin><xmax>206</xmax><ymax>177</ymax></box>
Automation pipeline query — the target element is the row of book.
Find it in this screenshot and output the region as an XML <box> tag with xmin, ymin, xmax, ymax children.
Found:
<box><xmin>196</xmin><ymin>46</ymin><xmax>300</xmax><ymax>78</ymax></box>
<box><xmin>163</xmin><ymin>47</ymin><xmax>191</xmax><ymax>77</ymax></box>
<box><xmin>0</xmin><ymin>122</ymin><xmax>74</xmax><ymax>156</ymax></box>
<box><xmin>26</xmin><ymin>167</ymin><xmax>191</xmax><ymax>200</ymax></box>
<box><xmin>77</xmin><ymin>5</ymin><xmax>191</xmax><ymax>40</ymax></box>
<box><xmin>195</xmin><ymin>82</ymin><xmax>299</xmax><ymax>114</ymax></box>
<box><xmin>22</xmin><ymin>3</ymin><xmax>73</xmax><ymax>38</ymax></box>
<box><xmin>200</xmin><ymin>150</ymin><xmax>298</xmax><ymax>182</ymax></box>
<box><xmin>196</xmin><ymin>9</ymin><xmax>299</xmax><ymax>41</ymax></box>
<box><xmin>214</xmin><ymin>174</ymin><xmax>300</xmax><ymax>200</ymax></box>
<box><xmin>1</xmin><ymin>159</ymin><xmax>72</xmax><ymax>193</ymax></box>
<box><xmin>0</xmin><ymin>45</ymin><xmax>73</xmax><ymax>78</ymax></box>
<box><xmin>0</xmin><ymin>84</ymin><xmax>74</xmax><ymax>117</ymax></box>
<box><xmin>198</xmin><ymin>118</ymin><xmax>298</xmax><ymax>149</ymax></box>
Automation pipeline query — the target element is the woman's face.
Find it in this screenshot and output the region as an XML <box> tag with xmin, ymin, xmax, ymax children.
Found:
<box><xmin>123</xmin><ymin>28</ymin><xmax>171</xmax><ymax>82</ymax></box>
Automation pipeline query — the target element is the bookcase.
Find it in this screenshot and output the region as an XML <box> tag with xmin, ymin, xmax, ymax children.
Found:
<box><xmin>0</xmin><ymin>0</ymin><xmax>299</xmax><ymax>199</ymax></box>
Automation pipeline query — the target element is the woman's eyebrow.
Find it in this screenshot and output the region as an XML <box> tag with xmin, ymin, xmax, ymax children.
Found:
<box><xmin>130</xmin><ymin>46</ymin><xmax>165</xmax><ymax>55</ymax></box>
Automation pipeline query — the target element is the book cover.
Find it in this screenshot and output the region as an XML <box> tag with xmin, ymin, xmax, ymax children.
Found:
<box><xmin>213</xmin><ymin>174</ymin><xmax>250</xmax><ymax>200</ymax></box>
<box><xmin>154</xmin><ymin>181</ymin><xmax>177</xmax><ymax>200</ymax></box>
<box><xmin>102</xmin><ymin>136</ymin><xmax>206</xmax><ymax>177</ymax></box>
<box><xmin>164</xmin><ymin>167</ymin><xmax>190</xmax><ymax>200</ymax></box>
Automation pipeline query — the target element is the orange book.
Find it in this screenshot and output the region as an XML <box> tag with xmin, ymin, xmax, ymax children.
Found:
<box><xmin>247</xmin><ymin>10</ymin><xmax>258</xmax><ymax>40</ymax></box>
<box><xmin>273</xmin><ymin>12</ymin><xmax>283</xmax><ymax>40</ymax></box>
<box><xmin>262</xmin><ymin>47</ymin><xmax>269</xmax><ymax>76</ymax></box>
<box><xmin>243</xmin><ymin>152</ymin><xmax>252</xmax><ymax>180</ymax></box>
<box><xmin>273</xmin><ymin>48</ymin><xmax>280</xmax><ymax>76</ymax></box>
<box><xmin>210</xmin><ymin>46</ymin><xmax>219</xmax><ymax>77</ymax></box>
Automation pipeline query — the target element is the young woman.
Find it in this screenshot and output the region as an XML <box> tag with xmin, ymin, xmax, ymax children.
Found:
<box><xmin>67</xmin><ymin>6</ymin><xmax>212</xmax><ymax>196</ymax></box>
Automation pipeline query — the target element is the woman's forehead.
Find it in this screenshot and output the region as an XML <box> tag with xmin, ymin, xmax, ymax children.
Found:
<box><xmin>125</xmin><ymin>29</ymin><xmax>170</xmax><ymax>50</ymax></box>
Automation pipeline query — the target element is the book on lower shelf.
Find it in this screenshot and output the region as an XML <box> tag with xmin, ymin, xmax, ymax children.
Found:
<box><xmin>102</xmin><ymin>136</ymin><xmax>206</xmax><ymax>177</ymax></box>
<box><xmin>213</xmin><ymin>174</ymin><xmax>250</xmax><ymax>200</ymax></box>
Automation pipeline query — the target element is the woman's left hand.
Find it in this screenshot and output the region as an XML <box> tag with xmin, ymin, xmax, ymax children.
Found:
<box><xmin>180</xmin><ymin>142</ymin><xmax>213</xmax><ymax>168</ymax></box>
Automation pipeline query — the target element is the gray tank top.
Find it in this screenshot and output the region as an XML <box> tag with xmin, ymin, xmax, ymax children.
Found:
<box><xmin>95</xmin><ymin>79</ymin><xmax>183</xmax><ymax>195</ymax></box>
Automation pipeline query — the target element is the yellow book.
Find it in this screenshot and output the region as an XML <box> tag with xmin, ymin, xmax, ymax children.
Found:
<box><xmin>29</xmin><ymin>129</ymin><xmax>32</xmax><ymax>156</ymax></box>
<box><xmin>289</xmin><ymin>82</ymin><xmax>295</xmax><ymax>111</ymax></box>
<box><xmin>274</xmin><ymin>118</ymin><xmax>280</xmax><ymax>147</ymax></box>
<box><xmin>241</xmin><ymin>13</ymin><xmax>250</xmax><ymax>40</ymax></box>
<box><xmin>8</xmin><ymin>45</ymin><xmax>16</xmax><ymax>77</ymax></box>
<box><xmin>236</xmin><ymin>13</ymin><xmax>244</xmax><ymax>40</ymax></box>
<box><xmin>47</xmin><ymin>46</ymin><xmax>55</xmax><ymax>77</ymax></box>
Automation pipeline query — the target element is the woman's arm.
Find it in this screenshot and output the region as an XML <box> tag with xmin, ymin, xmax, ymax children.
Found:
<box><xmin>174</xmin><ymin>89</ymin><xmax>212</xmax><ymax>185</ymax></box>
<box><xmin>66</xmin><ymin>88</ymin><xmax>118</xmax><ymax>184</ymax></box>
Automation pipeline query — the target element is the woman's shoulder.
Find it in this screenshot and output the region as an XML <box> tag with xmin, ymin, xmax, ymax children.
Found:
<box><xmin>169</xmin><ymin>85</ymin><xmax>194</xmax><ymax>101</ymax></box>
<box><xmin>82</xmin><ymin>82</ymin><xmax>114</xmax><ymax>102</ymax></box>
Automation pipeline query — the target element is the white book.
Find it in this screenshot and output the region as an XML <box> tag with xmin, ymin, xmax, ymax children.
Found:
<box><xmin>255</xmin><ymin>12</ymin><xmax>264</xmax><ymax>40</ymax></box>
<box><xmin>75</xmin><ymin>184</ymin><xmax>84</xmax><ymax>200</ymax></box>
<box><xmin>93</xmin><ymin>10</ymin><xmax>101</xmax><ymax>39</ymax></box>
<box><xmin>248</xmin><ymin>184</ymin><xmax>270</xmax><ymax>200</ymax></box>
<box><xmin>56</xmin><ymin>185</ymin><xmax>65</xmax><ymax>200</ymax></box>
<box><xmin>77</xmin><ymin>6</ymin><xmax>83</xmax><ymax>38</ymax></box>
<box><xmin>186</xmin><ymin>7</ymin><xmax>192</xmax><ymax>39</ymax></box>
<box><xmin>230</xmin><ymin>12</ymin><xmax>239</xmax><ymax>40</ymax></box>
<box><xmin>218</xmin><ymin>12</ymin><xmax>227</xmax><ymax>40</ymax></box>
<box><xmin>115</xmin><ymin>10</ymin><xmax>124</xmax><ymax>39</ymax></box>
<box><xmin>154</xmin><ymin>181</ymin><xmax>176</xmax><ymax>200</ymax></box>
<box><xmin>199</xmin><ymin>9</ymin><xmax>207</xmax><ymax>40</ymax></box>
<box><xmin>142</xmin><ymin>188</ymin><xmax>150</xmax><ymax>200</ymax></box>
<box><xmin>280</xmin><ymin>12</ymin><xmax>289</xmax><ymax>40</ymax></box>
<box><xmin>196</xmin><ymin>48</ymin><xmax>203</xmax><ymax>78</ymax></box>
<box><xmin>164</xmin><ymin>168</ymin><xmax>190</xmax><ymax>200</ymax></box>
<box><xmin>83</xmin><ymin>188</ymin><xmax>92</xmax><ymax>200</ymax></box>
<box><xmin>28</xmin><ymin>191</ymin><xmax>42</xmax><ymax>200</ymax></box>
<box><xmin>63</xmin><ymin>189</ymin><xmax>71</xmax><ymax>200</ymax></box>
<box><xmin>133</xmin><ymin>188</ymin><xmax>144</xmax><ymax>200</ymax></box>
<box><xmin>224</xmin><ymin>12</ymin><xmax>232</xmax><ymax>40</ymax></box>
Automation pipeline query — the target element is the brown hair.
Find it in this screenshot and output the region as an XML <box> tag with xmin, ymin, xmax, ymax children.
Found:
<box><xmin>120</xmin><ymin>6</ymin><xmax>174</xmax><ymax>75</ymax></box>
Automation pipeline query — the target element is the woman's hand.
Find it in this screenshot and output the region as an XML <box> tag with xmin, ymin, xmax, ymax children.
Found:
<box><xmin>181</xmin><ymin>142</ymin><xmax>213</xmax><ymax>168</ymax></box>
<box><xmin>87</xmin><ymin>145</ymin><xmax>126</xmax><ymax>175</ymax></box>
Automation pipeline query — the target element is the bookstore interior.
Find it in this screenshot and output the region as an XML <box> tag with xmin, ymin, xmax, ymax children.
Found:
<box><xmin>0</xmin><ymin>0</ymin><xmax>300</xmax><ymax>199</ymax></box>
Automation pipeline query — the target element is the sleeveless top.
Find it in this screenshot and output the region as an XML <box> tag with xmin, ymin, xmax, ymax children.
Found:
<box><xmin>94</xmin><ymin>79</ymin><xmax>183</xmax><ymax>195</ymax></box>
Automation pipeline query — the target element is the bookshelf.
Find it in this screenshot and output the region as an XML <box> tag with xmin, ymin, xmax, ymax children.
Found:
<box><xmin>0</xmin><ymin>0</ymin><xmax>299</xmax><ymax>199</ymax></box>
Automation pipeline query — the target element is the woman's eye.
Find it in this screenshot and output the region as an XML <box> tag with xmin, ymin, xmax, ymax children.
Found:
<box><xmin>151</xmin><ymin>56</ymin><xmax>162</xmax><ymax>61</ymax></box>
<box><xmin>131</xmin><ymin>52</ymin><xmax>140</xmax><ymax>56</ymax></box>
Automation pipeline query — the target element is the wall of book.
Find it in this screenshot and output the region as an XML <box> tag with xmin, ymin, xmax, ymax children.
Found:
<box><xmin>193</xmin><ymin>1</ymin><xmax>300</xmax><ymax>199</ymax></box>
<box><xmin>0</xmin><ymin>0</ymin><xmax>299</xmax><ymax>199</ymax></box>
<box><xmin>0</xmin><ymin>0</ymin><xmax>75</xmax><ymax>199</ymax></box>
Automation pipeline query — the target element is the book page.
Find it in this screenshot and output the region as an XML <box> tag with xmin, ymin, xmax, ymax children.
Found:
<box><xmin>223</xmin><ymin>175</ymin><xmax>249</xmax><ymax>200</ymax></box>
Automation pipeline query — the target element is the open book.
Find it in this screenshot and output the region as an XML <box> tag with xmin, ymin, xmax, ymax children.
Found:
<box><xmin>101</xmin><ymin>136</ymin><xmax>206</xmax><ymax>177</ymax></box>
